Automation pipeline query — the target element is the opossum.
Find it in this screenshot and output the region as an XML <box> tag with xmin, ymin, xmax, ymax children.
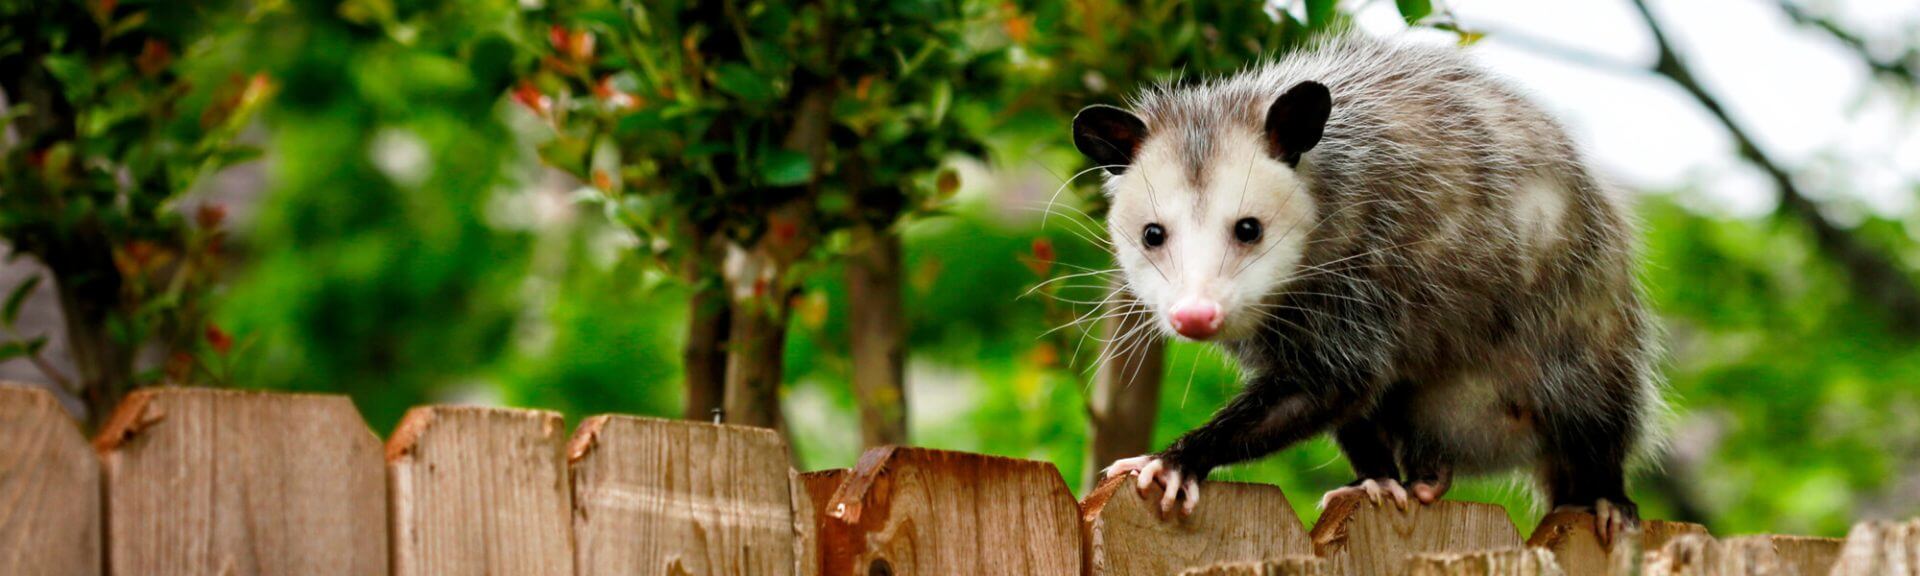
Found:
<box><xmin>1071</xmin><ymin>35</ymin><xmax>1662</xmax><ymax>541</ymax></box>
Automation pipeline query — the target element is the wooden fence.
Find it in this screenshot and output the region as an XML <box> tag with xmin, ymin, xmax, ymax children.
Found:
<box><xmin>3</xmin><ymin>383</ymin><xmax>1917</xmax><ymax>575</ymax></box>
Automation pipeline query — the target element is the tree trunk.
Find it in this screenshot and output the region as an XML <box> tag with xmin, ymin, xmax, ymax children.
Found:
<box><xmin>1085</xmin><ymin>283</ymin><xmax>1165</xmax><ymax>491</ymax></box>
<box><xmin>53</xmin><ymin>270</ymin><xmax>133</xmax><ymax>430</ymax></box>
<box><xmin>682</xmin><ymin>238</ymin><xmax>730</xmax><ymax>423</ymax></box>
<box><xmin>723</xmin><ymin>247</ymin><xmax>789</xmax><ymax>433</ymax></box>
<box><xmin>846</xmin><ymin>228</ymin><xmax>908</xmax><ymax>448</ymax></box>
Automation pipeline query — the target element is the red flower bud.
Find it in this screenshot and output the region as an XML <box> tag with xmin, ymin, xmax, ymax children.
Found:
<box><xmin>136</xmin><ymin>39</ymin><xmax>172</xmax><ymax>78</ymax></box>
<box><xmin>205</xmin><ymin>324</ymin><xmax>232</xmax><ymax>354</ymax></box>
<box><xmin>512</xmin><ymin>81</ymin><xmax>551</xmax><ymax>116</ymax></box>
<box><xmin>770</xmin><ymin>217</ymin><xmax>799</xmax><ymax>245</ymax></box>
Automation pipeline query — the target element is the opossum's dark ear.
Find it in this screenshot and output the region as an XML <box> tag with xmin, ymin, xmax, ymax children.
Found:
<box><xmin>1264</xmin><ymin>81</ymin><xmax>1331</xmax><ymax>166</ymax></box>
<box><xmin>1073</xmin><ymin>105</ymin><xmax>1147</xmax><ymax>175</ymax></box>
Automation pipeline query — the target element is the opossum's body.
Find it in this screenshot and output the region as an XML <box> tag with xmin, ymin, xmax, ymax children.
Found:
<box><xmin>1074</xmin><ymin>35</ymin><xmax>1661</xmax><ymax>534</ymax></box>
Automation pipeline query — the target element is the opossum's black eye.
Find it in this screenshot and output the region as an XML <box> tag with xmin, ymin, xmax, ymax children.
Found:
<box><xmin>1142</xmin><ymin>223</ymin><xmax>1166</xmax><ymax>249</ymax></box>
<box><xmin>1234</xmin><ymin>218</ymin><xmax>1263</xmax><ymax>244</ymax></box>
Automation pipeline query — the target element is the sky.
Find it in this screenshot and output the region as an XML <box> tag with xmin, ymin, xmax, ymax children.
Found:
<box><xmin>1343</xmin><ymin>0</ymin><xmax>1920</xmax><ymax>219</ymax></box>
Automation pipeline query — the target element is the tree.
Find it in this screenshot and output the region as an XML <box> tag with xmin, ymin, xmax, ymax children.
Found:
<box><xmin>0</xmin><ymin>0</ymin><xmax>262</xmax><ymax>426</ymax></box>
<box><xmin>524</xmin><ymin>0</ymin><xmax>1004</xmax><ymax>444</ymax></box>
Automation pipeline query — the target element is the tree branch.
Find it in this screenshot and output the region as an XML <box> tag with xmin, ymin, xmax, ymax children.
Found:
<box><xmin>1773</xmin><ymin>0</ymin><xmax>1919</xmax><ymax>86</ymax></box>
<box><xmin>1627</xmin><ymin>0</ymin><xmax>1920</xmax><ymax>337</ymax></box>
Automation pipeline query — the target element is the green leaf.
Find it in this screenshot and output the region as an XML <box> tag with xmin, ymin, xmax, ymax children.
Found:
<box><xmin>758</xmin><ymin>150</ymin><xmax>812</xmax><ymax>187</ymax></box>
<box><xmin>711</xmin><ymin>64</ymin><xmax>777</xmax><ymax>106</ymax></box>
<box><xmin>41</xmin><ymin>55</ymin><xmax>92</xmax><ymax>101</ymax></box>
<box><xmin>3</xmin><ymin>276</ymin><xmax>39</xmax><ymax>327</ymax></box>
<box><xmin>1395</xmin><ymin>0</ymin><xmax>1432</xmax><ymax>24</ymax></box>
<box><xmin>929</xmin><ymin>80</ymin><xmax>952</xmax><ymax>126</ymax></box>
<box><xmin>0</xmin><ymin>342</ymin><xmax>25</xmax><ymax>363</ymax></box>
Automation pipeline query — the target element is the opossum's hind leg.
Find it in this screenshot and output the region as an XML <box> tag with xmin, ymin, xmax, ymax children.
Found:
<box><xmin>1321</xmin><ymin>418</ymin><xmax>1409</xmax><ymax>509</ymax></box>
<box><xmin>1540</xmin><ymin>410</ymin><xmax>1641</xmax><ymax>546</ymax></box>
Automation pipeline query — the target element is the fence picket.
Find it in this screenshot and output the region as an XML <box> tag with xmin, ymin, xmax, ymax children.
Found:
<box><xmin>387</xmin><ymin>406</ymin><xmax>573</xmax><ymax>575</ymax></box>
<box><xmin>819</xmin><ymin>446</ymin><xmax>1081</xmax><ymax>575</ymax></box>
<box><xmin>1529</xmin><ymin>509</ymin><xmax>1709</xmax><ymax>575</ymax></box>
<box><xmin>1830</xmin><ymin>519</ymin><xmax>1920</xmax><ymax>575</ymax></box>
<box><xmin>0</xmin><ymin>383</ymin><xmax>99</xmax><ymax>576</ymax></box>
<box><xmin>568</xmin><ymin>415</ymin><xmax>796</xmax><ymax>576</ymax></box>
<box><xmin>96</xmin><ymin>387</ymin><xmax>387</xmax><ymax>575</ymax></box>
<box><xmin>1177</xmin><ymin>557</ymin><xmax>1335</xmax><ymax>576</ymax></box>
<box><xmin>1081</xmin><ymin>475</ymin><xmax>1311</xmax><ymax>575</ymax></box>
<box><xmin>1310</xmin><ymin>493</ymin><xmax>1524</xmax><ymax>576</ymax></box>
<box><xmin>1407</xmin><ymin>548</ymin><xmax>1564</xmax><ymax>575</ymax></box>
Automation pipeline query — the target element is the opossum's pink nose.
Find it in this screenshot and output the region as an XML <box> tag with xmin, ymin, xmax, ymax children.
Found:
<box><xmin>1169</xmin><ymin>300</ymin><xmax>1223</xmax><ymax>340</ymax></box>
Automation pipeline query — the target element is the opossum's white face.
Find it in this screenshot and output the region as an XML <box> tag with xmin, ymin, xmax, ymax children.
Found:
<box><xmin>1104</xmin><ymin>131</ymin><xmax>1317</xmax><ymax>342</ymax></box>
<box><xmin>1073</xmin><ymin>81</ymin><xmax>1332</xmax><ymax>342</ymax></box>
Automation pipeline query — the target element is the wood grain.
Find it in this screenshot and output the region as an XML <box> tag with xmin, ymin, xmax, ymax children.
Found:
<box><xmin>387</xmin><ymin>406</ymin><xmax>573</xmax><ymax>576</ymax></box>
<box><xmin>1080</xmin><ymin>474</ymin><xmax>1311</xmax><ymax>576</ymax></box>
<box><xmin>1177</xmin><ymin>557</ymin><xmax>1334</xmax><ymax>576</ymax></box>
<box><xmin>0</xmin><ymin>383</ymin><xmax>99</xmax><ymax>576</ymax></box>
<box><xmin>1309</xmin><ymin>493</ymin><xmax>1523</xmax><ymax>576</ymax></box>
<box><xmin>1528</xmin><ymin>509</ymin><xmax>1709</xmax><ymax>576</ymax></box>
<box><xmin>568</xmin><ymin>415</ymin><xmax>796</xmax><ymax>576</ymax></box>
<box><xmin>797</xmin><ymin>469</ymin><xmax>849</xmax><ymax>576</ymax></box>
<box><xmin>821</xmin><ymin>446</ymin><xmax>1082</xmax><ymax>575</ymax></box>
<box><xmin>1830</xmin><ymin>519</ymin><xmax>1920</xmax><ymax>576</ymax></box>
<box><xmin>1407</xmin><ymin>548</ymin><xmax>1565</xmax><ymax>575</ymax></box>
<box><xmin>1643</xmin><ymin>533</ymin><xmax>1841</xmax><ymax>576</ymax></box>
<box><xmin>96</xmin><ymin>387</ymin><xmax>387</xmax><ymax>575</ymax></box>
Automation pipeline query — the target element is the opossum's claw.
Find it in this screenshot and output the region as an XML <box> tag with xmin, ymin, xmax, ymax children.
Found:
<box><xmin>1101</xmin><ymin>454</ymin><xmax>1156</xmax><ymax>480</ymax></box>
<box><xmin>1318</xmin><ymin>478</ymin><xmax>1410</xmax><ymax>510</ymax></box>
<box><xmin>1593</xmin><ymin>498</ymin><xmax>1641</xmax><ymax>548</ymax></box>
<box><xmin>1104</xmin><ymin>454</ymin><xmax>1203</xmax><ymax>517</ymax></box>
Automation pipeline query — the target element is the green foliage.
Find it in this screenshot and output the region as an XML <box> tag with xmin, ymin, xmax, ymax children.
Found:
<box><xmin>216</xmin><ymin>0</ymin><xmax>536</xmax><ymax>430</ymax></box>
<box><xmin>519</xmin><ymin>0</ymin><xmax>1007</xmax><ymax>293</ymax></box>
<box><xmin>0</xmin><ymin>0</ymin><xmax>260</xmax><ymax>398</ymax></box>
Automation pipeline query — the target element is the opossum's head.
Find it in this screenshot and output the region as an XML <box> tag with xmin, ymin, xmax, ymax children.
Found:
<box><xmin>1072</xmin><ymin>81</ymin><xmax>1331</xmax><ymax>342</ymax></box>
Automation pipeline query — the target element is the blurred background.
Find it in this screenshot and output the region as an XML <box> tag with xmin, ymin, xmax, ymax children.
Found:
<box><xmin>2</xmin><ymin>0</ymin><xmax>1917</xmax><ymax>537</ymax></box>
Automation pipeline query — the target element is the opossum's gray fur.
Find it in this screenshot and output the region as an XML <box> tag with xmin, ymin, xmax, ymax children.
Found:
<box><xmin>1092</xmin><ymin>34</ymin><xmax>1667</xmax><ymax>518</ymax></box>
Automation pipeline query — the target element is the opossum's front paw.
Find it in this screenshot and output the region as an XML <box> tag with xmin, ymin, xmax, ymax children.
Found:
<box><xmin>1102</xmin><ymin>455</ymin><xmax>1203</xmax><ymax>516</ymax></box>
<box><xmin>1318</xmin><ymin>478</ymin><xmax>1410</xmax><ymax>510</ymax></box>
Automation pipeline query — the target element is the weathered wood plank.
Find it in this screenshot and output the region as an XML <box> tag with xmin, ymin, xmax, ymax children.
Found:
<box><xmin>1408</xmin><ymin>548</ymin><xmax>1565</xmax><ymax>575</ymax></box>
<box><xmin>1309</xmin><ymin>493</ymin><xmax>1523</xmax><ymax>576</ymax></box>
<box><xmin>1177</xmin><ymin>556</ymin><xmax>1334</xmax><ymax>576</ymax></box>
<box><xmin>1830</xmin><ymin>519</ymin><xmax>1920</xmax><ymax>575</ymax></box>
<box><xmin>1769</xmin><ymin>535</ymin><xmax>1843</xmax><ymax>575</ymax></box>
<box><xmin>797</xmin><ymin>469</ymin><xmax>849</xmax><ymax>576</ymax></box>
<box><xmin>96</xmin><ymin>387</ymin><xmax>387</xmax><ymax>575</ymax></box>
<box><xmin>1643</xmin><ymin>533</ymin><xmax>1841</xmax><ymax>576</ymax></box>
<box><xmin>387</xmin><ymin>406</ymin><xmax>573</xmax><ymax>576</ymax></box>
<box><xmin>0</xmin><ymin>383</ymin><xmax>99</xmax><ymax>576</ymax></box>
<box><xmin>1528</xmin><ymin>509</ymin><xmax>1710</xmax><ymax>576</ymax></box>
<box><xmin>568</xmin><ymin>415</ymin><xmax>796</xmax><ymax>576</ymax></box>
<box><xmin>1081</xmin><ymin>474</ymin><xmax>1311</xmax><ymax>576</ymax></box>
<box><xmin>821</xmin><ymin>446</ymin><xmax>1081</xmax><ymax>575</ymax></box>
